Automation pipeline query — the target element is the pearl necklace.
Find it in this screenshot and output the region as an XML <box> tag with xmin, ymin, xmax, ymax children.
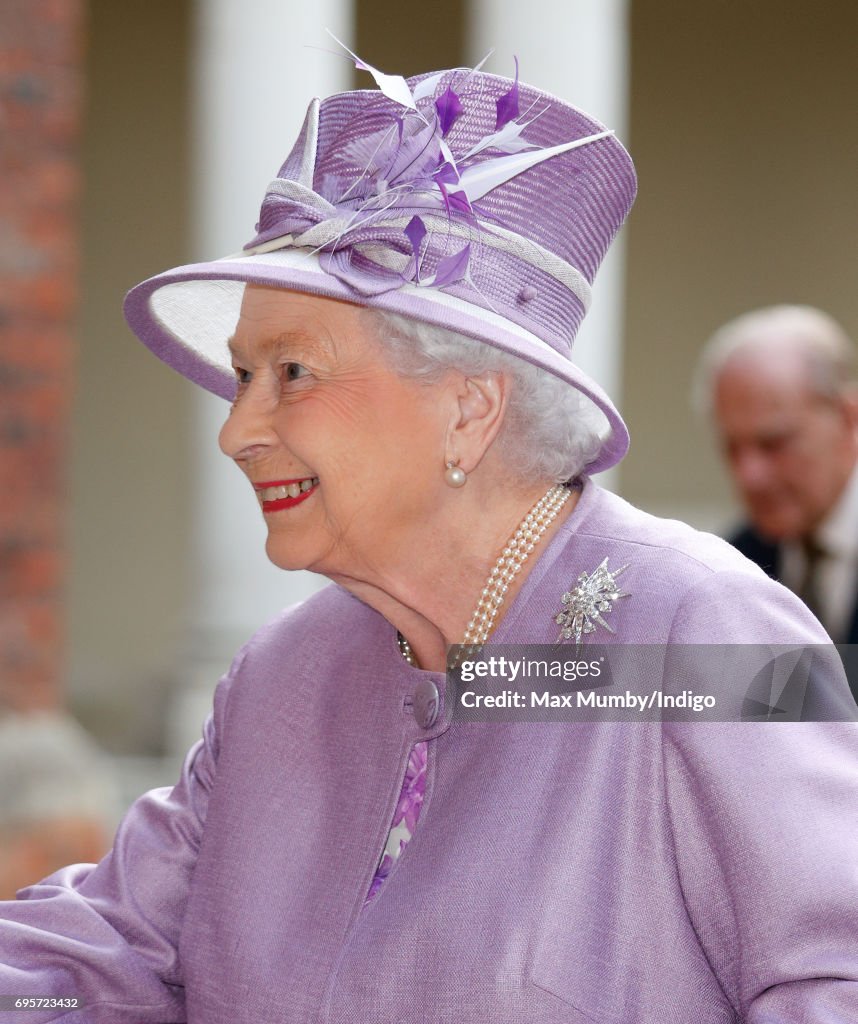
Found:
<box><xmin>463</xmin><ymin>483</ymin><xmax>570</xmax><ymax>647</ymax></box>
<box><xmin>397</xmin><ymin>633</ymin><xmax>416</xmax><ymax>666</ymax></box>
<box><xmin>398</xmin><ymin>483</ymin><xmax>571</xmax><ymax>667</ymax></box>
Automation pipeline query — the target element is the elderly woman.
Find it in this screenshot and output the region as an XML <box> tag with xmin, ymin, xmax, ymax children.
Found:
<box><xmin>2</xmin><ymin>56</ymin><xmax>858</xmax><ymax>1024</ymax></box>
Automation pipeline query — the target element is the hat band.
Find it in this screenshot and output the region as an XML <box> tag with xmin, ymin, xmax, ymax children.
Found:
<box><xmin>206</xmin><ymin>247</ymin><xmax>570</xmax><ymax>362</ymax></box>
<box><xmin>243</xmin><ymin>178</ymin><xmax>593</xmax><ymax>312</ymax></box>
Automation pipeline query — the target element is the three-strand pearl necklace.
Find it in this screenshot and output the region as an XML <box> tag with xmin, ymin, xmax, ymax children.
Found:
<box><xmin>398</xmin><ymin>483</ymin><xmax>571</xmax><ymax>667</ymax></box>
<box><xmin>463</xmin><ymin>483</ymin><xmax>571</xmax><ymax>647</ymax></box>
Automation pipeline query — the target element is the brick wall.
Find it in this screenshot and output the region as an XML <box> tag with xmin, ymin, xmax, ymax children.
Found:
<box><xmin>0</xmin><ymin>0</ymin><xmax>85</xmax><ymax>711</ymax></box>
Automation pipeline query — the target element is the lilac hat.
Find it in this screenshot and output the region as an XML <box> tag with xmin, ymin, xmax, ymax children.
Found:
<box><xmin>124</xmin><ymin>53</ymin><xmax>637</xmax><ymax>473</ymax></box>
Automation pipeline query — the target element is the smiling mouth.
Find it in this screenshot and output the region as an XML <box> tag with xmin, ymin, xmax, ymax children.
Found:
<box><xmin>254</xmin><ymin>477</ymin><xmax>319</xmax><ymax>513</ymax></box>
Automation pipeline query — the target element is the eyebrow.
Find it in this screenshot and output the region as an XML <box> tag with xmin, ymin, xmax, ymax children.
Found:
<box><xmin>227</xmin><ymin>327</ymin><xmax>336</xmax><ymax>361</ymax></box>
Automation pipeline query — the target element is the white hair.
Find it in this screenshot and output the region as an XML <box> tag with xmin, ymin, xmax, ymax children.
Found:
<box><xmin>365</xmin><ymin>310</ymin><xmax>606</xmax><ymax>483</ymax></box>
<box><xmin>693</xmin><ymin>304</ymin><xmax>857</xmax><ymax>417</ymax></box>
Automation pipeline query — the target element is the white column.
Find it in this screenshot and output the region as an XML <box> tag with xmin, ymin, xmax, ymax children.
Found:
<box><xmin>171</xmin><ymin>0</ymin><xmax>353</xmax><ymax>757</ymax></box>
<box><xmin>466</xmin><ymin>0</ymin><xmax>631</xmax><ymax>488</ymax></box>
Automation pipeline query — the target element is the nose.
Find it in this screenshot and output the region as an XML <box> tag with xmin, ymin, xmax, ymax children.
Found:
<box><xmin>218</xmin><ymin>381</ymin><xmax>278</xmax><ymax>461</ymax></box>
<box><xmin>728</xmin><ymin>445</ymin><xmax>772</xmax><ymax>495</ymax></box>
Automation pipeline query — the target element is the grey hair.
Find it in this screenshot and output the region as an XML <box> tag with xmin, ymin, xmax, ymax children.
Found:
<box><xmin>693</xmin><ymin>304</ymin><xmax>857</xmax><ymax>417</ymax></box>
<box><xmin>364</xmin><ymin>309</ymin><xmax>607</xmax><ymax>483</ymax></box>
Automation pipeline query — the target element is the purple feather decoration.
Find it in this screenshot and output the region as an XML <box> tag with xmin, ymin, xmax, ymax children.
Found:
<box><xmin>434</xmin><ymin>160</ymin><xmax>460</xmax><ymax>186</ymax></box>
<box><xmin>435</xmin><ymin>85</ymin><xmax>463</xmax><ymax>136</ymax></box>
<box><xmin>435</xmin><ymin>157</ymin><xmax>473</xmax><ymax>218</ymax></box>
<box><xmin>435</xmin><ymin>175</ymin><xmax>475</xmax><ymax>222</ymax></box>
<box><xmin>431</xmin><ymin>243</ymin><xmax>471</xmax><ymax>287</ymax></box>
<box><xmin>385</xmin><ymin>117</ymin><xmax>441</xmax><ymax>186</ymax></box>
<box><xmin>403</xmin><ymin>216</ymin><xmax>428</xmax><ymax>283</ymax></box>
<box><xmin>495</xmin><ymin>56</ymin><xmax>520</xmax><ymax>130</ymax></box>
<box><xmin>444</xmin><ymin>189</ymin><xmax>472</xmax><ymax>217</ymax></box>
<box><xmin>268</xmin><ymin>44</ymin><xmax>546</xmax><ymax>303</ymax></box>
<box><xmin>404</xmin><ymin>215</ymin><xmax>427</xmax><ymax>253</ymax></box>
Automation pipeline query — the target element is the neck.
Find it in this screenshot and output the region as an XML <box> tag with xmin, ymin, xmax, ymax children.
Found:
<box><xmin>329</xmin><ymin>478</ymin><xmax>580</xmax><ymax>672</ymax></box>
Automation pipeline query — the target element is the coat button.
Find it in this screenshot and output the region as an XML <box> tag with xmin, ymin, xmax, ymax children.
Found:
<box><xmin>413</xmin><ymin>680</ymin><xmax>440</xmax><ymax>729</ymax></box>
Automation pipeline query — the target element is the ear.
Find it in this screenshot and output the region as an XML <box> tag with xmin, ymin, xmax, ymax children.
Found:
<box><xmin>444</xmin><ymin>370</ymin><xmax>509</xmax><ymax>473</ymax></box>
<box><xmin>840</xmin><ymin>384</ymin><xmax>858</xmax><ymax>441</ymax></box>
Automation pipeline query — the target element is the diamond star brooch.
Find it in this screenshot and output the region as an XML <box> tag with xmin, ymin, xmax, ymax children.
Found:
<box><xmin>555</xmin><ymin>558</ymin><xmax>630</xmax><ymax>646</ymax></box>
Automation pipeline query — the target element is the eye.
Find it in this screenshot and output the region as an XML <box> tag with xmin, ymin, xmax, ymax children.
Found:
<box><xmin>233</xmin><ymin>365</ymin><xmax>252</xmax><ymax>386</ymax></box>
<box><xmin>283</xmin><ymin>362</ymin><xmax>309</xmax><ymax>382</ymax></box>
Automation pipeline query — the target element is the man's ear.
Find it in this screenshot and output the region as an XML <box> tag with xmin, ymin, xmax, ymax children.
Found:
<box><xmin>444</xmin><ymin>370</ymin><xmax>509</xmax><ymax>473</ymax></box>
<box><xmin>840</xmin><ymin>384</ymin><xmax>858</xmax><ymax>441</ymax></box>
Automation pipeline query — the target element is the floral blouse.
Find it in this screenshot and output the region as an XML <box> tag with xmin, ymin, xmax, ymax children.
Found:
<box><xmin>365</xmin><ymin>741</ymin><xmax>427</xmax><ymax>904</ymax></box>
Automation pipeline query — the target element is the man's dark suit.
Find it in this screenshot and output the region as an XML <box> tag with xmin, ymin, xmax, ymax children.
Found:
<box><xmin>731</xmin><ymin>525</ymin><xmax>858</xmax><ymax>643</ymax></box>
<box><xmin>731</xmin><ymin>525</ymin><xmax>858</xmax><ymax>700</ymax></box>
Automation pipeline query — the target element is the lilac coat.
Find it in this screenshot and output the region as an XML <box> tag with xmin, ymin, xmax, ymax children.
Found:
<box><xmin>2</xmin><ymin>480</ymin><xmax>858</xmax><ymax>1022</ymax></box>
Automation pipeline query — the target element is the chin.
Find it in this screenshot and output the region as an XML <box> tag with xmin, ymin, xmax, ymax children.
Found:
<box><xmin>264</xmin><ymin>538</ymin><xmax>314</xmax><ymax>573</ymax></box>
<box><xmin>751</xmin><ymin>514</ymin><xmax>803</xmax><ymax>542</ymax></box>
<box><xmin>264</xmin><ymin>532</ymin><xmax>341</xmax><ymax>576</ymax></box>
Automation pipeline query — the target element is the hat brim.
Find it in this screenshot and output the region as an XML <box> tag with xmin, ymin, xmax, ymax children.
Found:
<box><xmin>123</xmin><ymin>248</ymin><xmax>629</xmax><ymax>475</ymax></box>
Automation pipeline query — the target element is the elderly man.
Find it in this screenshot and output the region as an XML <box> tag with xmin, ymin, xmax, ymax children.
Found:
<box><xmin>698</xmin><ymin>304</ymin><xmax>858</xmax><ymax>645</ymax></box>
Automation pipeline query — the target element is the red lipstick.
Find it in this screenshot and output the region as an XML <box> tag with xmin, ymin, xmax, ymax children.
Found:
<box><xmin>253</xmin><ymin>478</ymin><xmax>318</xmax><ymax>514</ymax></box>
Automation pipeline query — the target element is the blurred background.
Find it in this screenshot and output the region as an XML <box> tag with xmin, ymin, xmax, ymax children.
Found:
<box><xmin>1</xmin><ymin>0</ymin><xmax>856</xmax><ymax>893</ymax></box>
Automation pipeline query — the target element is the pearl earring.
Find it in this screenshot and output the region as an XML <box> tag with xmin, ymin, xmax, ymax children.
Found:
<box><xmin>444</xmin><ymin>460</ymin><xmax>467</xmax><ymax>488</ymax></box>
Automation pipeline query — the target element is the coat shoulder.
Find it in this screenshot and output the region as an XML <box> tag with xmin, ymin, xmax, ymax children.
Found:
<box><xmin>578</xmin><ymin>484</ymin><xmax>767</xmax><ymax>581</ymax></box>
<box><xmin>566</xmin><ymin>483</ymin><xmax>825</xmax><ymax>644</ymax></box>
<box><xmin>230</xmin><ymin>584</ymin><xmax>381</xmax><ymax>677</ymax></box>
